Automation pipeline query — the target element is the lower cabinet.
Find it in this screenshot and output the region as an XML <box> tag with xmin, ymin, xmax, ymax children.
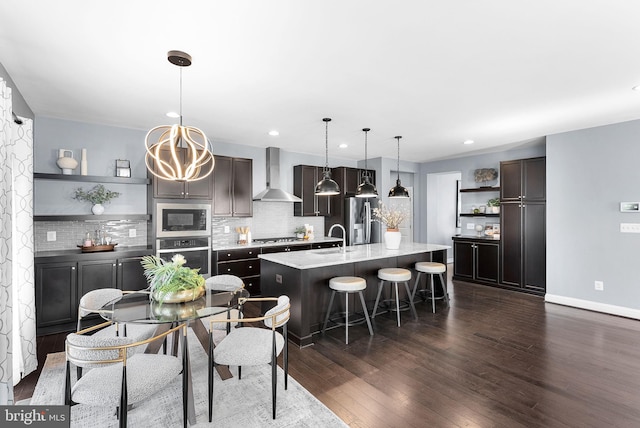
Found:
<box><xmin>35</xmin><ymin>250</ymin><xmax>152</xmax><ymax>335</ymax></box>
<box><xmin>215</xmin><ymin>248</ymin><xmax>262</xmax><ymax>296</ymax></box>
<box><xmin>35</xmin><ymin>262</ymin><xmax>78</xmax><ymax>330</ymax></box>
<box><xmin>452</xmin><ymin>237</ymin><xmax>500</xmax><ymax>284</ymax></box>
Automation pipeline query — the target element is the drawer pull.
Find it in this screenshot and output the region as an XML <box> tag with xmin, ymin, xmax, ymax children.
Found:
<box><xmin>227</xmin><ymin>268</ymin><xmax>231</xmax><ymax>272</ymax></box>
<box><xmin>227</xmin><ymin>253</ymin><xmax>231</xmax><ymax>256</ymax></box>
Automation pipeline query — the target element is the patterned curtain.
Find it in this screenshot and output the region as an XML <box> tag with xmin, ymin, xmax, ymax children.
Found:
<box><xmin>0</xmin><ymin>78</ymin><xmax>36</xmax><ymax>405</ymax></box>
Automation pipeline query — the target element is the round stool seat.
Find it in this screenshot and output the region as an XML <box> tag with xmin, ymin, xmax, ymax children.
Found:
<box><xmin>378</xmin><ymin>268</ymin><xmax>412</xmax><ymax>282</ymax></box>
<box><xmin>329</xmin><ymin>276</ymin><xmax>367</xmax><ymax>292</ymax></box>
<box><xmin>415</xmin><ymin>262</ymin><xmax>446</xmax><ymax>274</ymax></box>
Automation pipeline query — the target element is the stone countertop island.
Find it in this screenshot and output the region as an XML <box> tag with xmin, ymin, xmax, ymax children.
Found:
<box><xmin>259</xmin><ymin>242</ymin><xmax>450</xmax><ymax>347</ymax></box>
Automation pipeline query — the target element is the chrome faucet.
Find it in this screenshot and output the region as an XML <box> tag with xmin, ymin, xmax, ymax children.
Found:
<box><xmin>328</xmin><ymin>224</ymin><xmax>347</xmax><ymax>253</ymax></box>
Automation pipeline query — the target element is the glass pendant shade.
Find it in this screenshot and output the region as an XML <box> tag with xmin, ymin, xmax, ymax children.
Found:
<box><xmin>388</xmin><ymin>135</ymin><xmax>410</xmax><ymax>198</ymax></box>
<box><xmin>315</xmin><ymin>117</ymin><xmax>340</xmax><ymax>196</ymax></box>
<box><xmin>145</xmin><ymin>50</ymin><xmax>214</xmax><ymax>182</ymax></box>
<box><xmin>356</xmin><ymin>127</ymin><xmax>378</xmax><ymax>198</ymax></box>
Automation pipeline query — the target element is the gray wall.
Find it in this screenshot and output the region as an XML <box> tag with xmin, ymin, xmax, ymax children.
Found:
<box><xmin>547</xmin><ymin>119</ymin><xmax>640</xmax><ymax>315</ymax></box>
<box><xmin>0</xmin><ymin>61</ymin><xmax>34</xmax><ymax>120</ymax></box>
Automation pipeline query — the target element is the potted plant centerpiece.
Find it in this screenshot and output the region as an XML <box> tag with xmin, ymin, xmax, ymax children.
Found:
<box><xmin>140</xmin><ymin>254</ymin><xmax>206</xmax><ymax>303</ymax></box>
<box><xmin>294</xmin><ymin>226</ymin><xmax>307</xmax><ymax>239</ymax></box>
<box><xmin>373</xmin><ymin>201</ymin><xmax>408</xmax><ymax>249</ymax></box>
<box><xmin>73</xmin><ymin>184</ymin><xmax>120</xmax><ymax>215</ymax></box>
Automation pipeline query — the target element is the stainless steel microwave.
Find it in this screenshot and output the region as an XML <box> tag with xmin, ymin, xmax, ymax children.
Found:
<box><xmin>156</xmin><ymin>203</ymin><xmax>211</xmax><ymax>238</ymax></box>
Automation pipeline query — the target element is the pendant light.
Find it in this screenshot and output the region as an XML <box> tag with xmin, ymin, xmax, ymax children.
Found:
<box><xmin>355</xmin><ymin>128</ymin><xmax>378</xmax><ymax>198</ymax></box>
<box><xmin>388</xmin><ymin>136</ymin><xmax>410</xmax><ymax>198</ymax></box>
<box><xmin>145</xmin><ymin>50</ymin><xmax>215</xmax><ymax>182</ymax></box>
<box><xmin>314</xmin><ymin>118</ymin><xmax>340</xmax><ymax>195</ymax></box>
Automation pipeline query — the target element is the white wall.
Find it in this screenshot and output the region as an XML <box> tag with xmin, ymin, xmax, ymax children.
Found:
<box><xmin>546</xmin><ymin>119</ymin><xmax>640</xmax><ymax>318</ymax></box>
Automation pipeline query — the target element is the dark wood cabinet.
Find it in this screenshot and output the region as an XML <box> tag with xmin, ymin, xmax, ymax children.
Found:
<box><xmin>215</xmin><ymin>247</ymin><xmax>261</xmax><ymax>296</ymax></box>
<box><xmin>151</xmin><ymin>147</ymin><xmax>213</xmax><ymax>199</ymax></box>
<box><xmin>35</xmin><ymin>250</ymin><xmax>153</xmax><ymax>334</ymax></box>
<box><xmin>453</xmin><ymin>237</ymin><xmax>500</xmax><ymax>284</ymax></box>
<box><xmin>500</xmin><ymin>156</ymin><xmax>546</xmax><ymax>294</ymax></box>
<box><xmin>293</xmin><ymin>165</ymin><xmax>331</xmax><ymax>216</ymax></box>
<box><xmin>213</xmin><ymin>155</ymin><xmax>253</xmax><ymax>217</ymax></box>
<box><xmin>332</xmin><ymin>167</ymin><xmax>376</xmax><ymax>196</ymax></box>
<box><xmin>501</xmin><ymin>202</ymin><xmax>546</xmax><ymax>292</ymax></box>
<box><xmin>35</xmin><ymin>262</ymin><xmax>77</xmax><ymax>329</ymax></box>
<box><xmin>500</xmin><ymin>157</ymin><xmax>546</xmax><ymax>202</ymax></box>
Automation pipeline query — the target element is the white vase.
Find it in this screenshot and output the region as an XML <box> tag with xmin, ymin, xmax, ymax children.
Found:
<box><xmin>384</xmin><ymin>229</ymin><xmax>402</xmax><ymax>249</ymax></box>
<box><xmin>56</xmin><ymin>149</ymin><xmax>78</xmax><ymax>175</ymax></box>
<box><xmin>80</xmin><ymin>148</ymin><xmax>88</xmax><ymax>176</ymax></box>
<box><xmin>91</xmin><ymin>203</ymin><xmax>105</xmax><ymax>215</ymax></box>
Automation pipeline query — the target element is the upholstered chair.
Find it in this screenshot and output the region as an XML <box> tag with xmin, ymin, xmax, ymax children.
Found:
<box><xmin>207</xmin><ymin>295</ymin><xmax>290</xmax><ymax>421</ymax></box>
<box><xmin>65</xmin><ymin>322</ymin><xmax>188</xmax><ymax>428</ymax></box>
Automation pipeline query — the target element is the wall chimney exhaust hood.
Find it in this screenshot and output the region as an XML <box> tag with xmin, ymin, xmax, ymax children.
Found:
<box><xmin>253</xmin><ymin>147</ymin><xmax>302</xmax><ymax>202</ymax></box>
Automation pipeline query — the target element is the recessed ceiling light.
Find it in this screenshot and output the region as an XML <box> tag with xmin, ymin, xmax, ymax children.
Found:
<box><xmin>166</xmin><ymin>111</ymin><xmax>180</xmax><ymax>118</ymax></box>
<box><xmin>339</xmin><ymin>143</ymin><xmax>348</xmax><ymax>149</ymax></box>
<box><xmin>463</xmin><ymin>139</ymin><xmax>475</xmax><ymax>145</ymax></box>
<box><xmin>268</xmin><ymin>130</ymin><xmax>279</xmax><ymax>136</ymax></box>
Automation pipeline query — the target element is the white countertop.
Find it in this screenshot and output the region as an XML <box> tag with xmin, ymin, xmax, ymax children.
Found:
<box><xmin>212</xmin><ymin>236</ymin><xmax>342</xmax><ymax>251</ymax></box>
<box><xmin>259</xmin><ymin>242</ymin><xmax>450</xmax><ymax>269</ymax></box>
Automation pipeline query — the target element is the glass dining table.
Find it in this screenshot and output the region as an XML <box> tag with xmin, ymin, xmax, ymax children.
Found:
<box><xmin>98</xmin><ymin>286</ymin><xmax>250</xmax><ymax>424</ymax></box>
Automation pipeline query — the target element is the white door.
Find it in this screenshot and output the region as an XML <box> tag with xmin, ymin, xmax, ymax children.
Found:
<box><xmin>426</xmin><ymin>172</ymin><xmax>461</xmax><ymax>263</ymax></box>
<box><xmin>388</xmin><ymin>186</ymin><xmax>413</xmax><ymax>243</ymax></box>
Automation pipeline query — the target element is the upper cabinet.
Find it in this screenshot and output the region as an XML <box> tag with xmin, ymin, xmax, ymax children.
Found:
<box><xmin>332</xmin><ymin>167</ymin><xmax>376</xmax><ymax>196</ymax></box>
<box><xmin>150</xmin><ymin>147</ymin><xmax>213</xmax><ymax>199</ymax></box>
<box><xmin>500</xmin><ymin>157</ymin><xmax>546</xmax><ymax>202</ymax></box>
<box><xmin>212</xmin><ymin>155</ymin><xmax>253</xmax><ymax>217</ymax></box>
<box><xmin>293</xmin><ymin>165</ymin><xmax>331</xmax><ymax>216</ymax></box>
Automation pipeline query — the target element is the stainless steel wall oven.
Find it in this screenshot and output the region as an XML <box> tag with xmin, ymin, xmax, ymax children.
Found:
<box><xmin>156</xmin><ymin>237</ymin><xmax>212</xmax><ymax>278</ymax></box>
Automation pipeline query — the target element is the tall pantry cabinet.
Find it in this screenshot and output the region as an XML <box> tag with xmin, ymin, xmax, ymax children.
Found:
<box><xmin>500</xmin><ymin>157</ymin><xmax>546</xmax><ymax>293</ymax></box>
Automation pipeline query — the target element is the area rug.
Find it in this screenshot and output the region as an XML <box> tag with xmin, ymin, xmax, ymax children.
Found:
<box><xmin>30</xmin><ymin>330</ymin><xmax>347</xmax><ymax>428</ymax></box>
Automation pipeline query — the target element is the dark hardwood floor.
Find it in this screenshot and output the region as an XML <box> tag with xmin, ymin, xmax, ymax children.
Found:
<box><xmin>17</xmin><ymin>274</ymin><xmax>640</xmax><ymax>427</ymax></box>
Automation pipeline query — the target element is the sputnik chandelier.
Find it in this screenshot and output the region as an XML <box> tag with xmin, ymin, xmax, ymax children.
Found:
<box><xmin>145</xmin><ymin>50</ymin><xmax>214</xmax><ymax>182</ymax></box>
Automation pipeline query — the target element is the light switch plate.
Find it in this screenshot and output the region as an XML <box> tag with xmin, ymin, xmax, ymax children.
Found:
<box><xmin>129</xmin><ymin>229</ymin><xmax>137</xmax><ymax>238</ymax></box>
<box><xmin>466</xmin><ymin>223</ymin><xmax>475</xmax><ymax>230</ymax></box>
<box><xmin>46</xmin><ymin>231</ymin><xmax>56</xmax><ymax>241</ymax></box>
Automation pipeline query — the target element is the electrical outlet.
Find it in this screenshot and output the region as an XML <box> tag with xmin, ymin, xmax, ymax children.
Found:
<box><xmin>466</xmin><ymin>223</ymin><xmax>475</xmax><ymax>230</ymax></box>
<box><xmin>129</xmin><ymin>229</ymin><xmax>137</xmax><ymax>238</ymax></box>
<box><xmin>275</xmin><ymin>274</ymin><xmax>283</xmax><ymax>284</ymax></box>
<box><xmin>224</xmin><ymin>226</ymin><xmax>230</xmax><ymax>233</ymax></box>
<box><xmin>46</xmin><ymin>231</ymin><xmax>56</xmax><ymax>241</ymax></box>
<box><xmin>595</xmin><ymin>280</ymin><xmax>604</xmax><ymax>291</ymax></box>
<box><xmin>620</xmin><ymin>223</ymin><xmax>640</xmax><ymax>233</ymax></box>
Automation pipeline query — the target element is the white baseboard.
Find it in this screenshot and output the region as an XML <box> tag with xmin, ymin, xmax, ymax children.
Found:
<box><xmin>545</xmin><ymin>293</ymin><xmax>640</xmax><ymax>320</ymax></box>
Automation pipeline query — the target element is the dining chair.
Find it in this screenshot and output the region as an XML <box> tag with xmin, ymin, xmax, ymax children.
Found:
<box><xmin>65</xmin><ymin>322</ymin><xmax>189</xmax><ymax>428</ymax></box>
<box><xmin>77</xmin><ymin>288</ymin><xmax>157</xmax><ymax>341</ymax></box>
<box><xmin>207</xmin><ymin>295</ymin><xmax>290</xmax><ymax>421</ymax></box>
<box><xmin>201</xmin><ymin>275</ymin><xmax>245</xmax><ymax>337</ymax></box>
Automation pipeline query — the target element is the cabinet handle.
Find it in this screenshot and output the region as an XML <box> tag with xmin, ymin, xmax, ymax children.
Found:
<box><xmin>72</xmin><ymin>267</ymin><xmax>76</xmax><ymax>270</ymax></box>
<box><xmin>248</xmin><ymin>251</ymin><xmax>253</xmax><ymax>255</ymax></box>
<box><xmin>227</xmin><ymin>253</ymin><xmax>231</xmax><ymax>256</ymax></box>
<box><xmin>181</xmin><ymin>192</ymin><xmax>184</xmax><ymax>195</ymax></box>
<box><xmin>227</xmin><ymin>268</ymin><xmax>231</xmax><ymax>272</ymax></box>
<box><xmin>113</xmin><ymin>263</ymin><xmax>116</xmax><ymax>267</ymax></box>
<box><xmin>118</xmin><ymin>263</ymin><xmax>122</xmax><ymax>266</ymax></box>
<box><xmin>249</xmin><ymin>265</ymin><xmax>252</xmax><ymax>269</ymax></box>
<box><xmin>185</xmin><ymin>192</ymin><xmax>189</xmax><ymax>195</ymax></box>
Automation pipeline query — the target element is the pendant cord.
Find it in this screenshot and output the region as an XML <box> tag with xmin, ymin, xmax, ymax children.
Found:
<box><xmin>396</xmin><ymin>136</ymin><xmax>401</xmax><ymax>181</ymax></box>
<box><xmin>364</xmin><ymin>130</ymin><xmax>368</xmax><ymax>171</ymax></box>
<box><xmin>179</xmin><ymin>67</ymin><xmax>183</xmax><ymax>127</ymax></box>
<box><xmin>325</xmin><ymin>120</ymin><xmax>329</xmax><ymax>173</ymax></box>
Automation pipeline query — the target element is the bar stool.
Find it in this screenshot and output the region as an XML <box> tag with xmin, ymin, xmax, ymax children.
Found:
<box><xmin>322</xmin><ymin>276</ymin><xmax>374</xmax><ymax>344</ymax></box>
<box><xmin>411</xmin><ymin>262</ymin><xmax>449</xmax><ymax>313</ymax></box>
<box><xmin>372</xmin><ymin>268</ymin><xmax>416</xmax><ymax>327</ymax></box>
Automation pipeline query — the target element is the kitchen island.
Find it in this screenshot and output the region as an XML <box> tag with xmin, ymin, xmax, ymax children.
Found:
<box><xmin>259</xmin><ymin>242</ymin><xmax>449</xmax><ymax>347</ymax></box>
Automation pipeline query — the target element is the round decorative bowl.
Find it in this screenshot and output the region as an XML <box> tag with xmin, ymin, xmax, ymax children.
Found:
<box><xmin>151</xmin><ymin>284</ymin><xmax>205</xmax><ymax>304</ymax></box>
<box><xmin>150</xmin><ymin>297</ymin><xmax>206</xmax><ymax>321</ymax></box>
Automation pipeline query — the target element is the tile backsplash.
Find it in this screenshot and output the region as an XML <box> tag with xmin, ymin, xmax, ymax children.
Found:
<box><xmin>35</xmin><ymin>220</ymin><xmax>147</xmax><ymax>252</ymax></box>
<box><xmin>211</xmin><ymin>201</ymin><xmax>324</xmax><ymax>247</ymax></box>
<box><xmin>35</xmin><ymin>201</ymin><xmax>325</xmax><ymax>251</ymax></box>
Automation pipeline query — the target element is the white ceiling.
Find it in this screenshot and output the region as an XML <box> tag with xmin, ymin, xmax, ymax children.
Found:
<box><xmin>2</xmin><ymin>1</ymin><xmax>640</xmax><ymax>163</ymax></box>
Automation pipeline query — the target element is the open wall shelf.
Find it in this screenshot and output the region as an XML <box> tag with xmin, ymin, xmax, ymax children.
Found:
<box><xmin>34</xmin><ymin>173</ymin><xmax>150</xmax><ymax>185</ymax></box>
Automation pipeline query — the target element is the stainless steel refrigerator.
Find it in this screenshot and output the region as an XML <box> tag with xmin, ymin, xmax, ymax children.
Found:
<box><xmin>344</xmin><ymin>197</ymin><xmax>382</xmax><ymax>245</ymax></box>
